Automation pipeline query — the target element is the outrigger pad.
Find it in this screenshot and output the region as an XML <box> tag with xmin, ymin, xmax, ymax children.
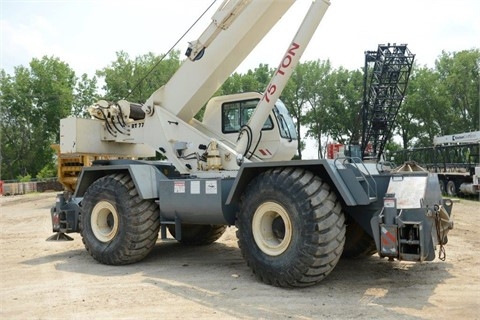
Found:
<box><xmin>46</xmin><ymin>232</ymin><xmax>74</xmax><ymax>241</ymax></box>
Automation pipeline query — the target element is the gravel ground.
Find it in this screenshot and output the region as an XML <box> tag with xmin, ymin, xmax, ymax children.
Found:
<box><xmin>1</xmin><ymin>192</ymin><xmax>479</xmax><ymax>319</ymax></box>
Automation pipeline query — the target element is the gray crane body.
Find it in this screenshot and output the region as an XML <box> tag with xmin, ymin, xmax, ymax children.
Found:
<box><xmin>48</xmin><ymin>0</ymin><xmax>453</xmax><ymax>287</ymax></box>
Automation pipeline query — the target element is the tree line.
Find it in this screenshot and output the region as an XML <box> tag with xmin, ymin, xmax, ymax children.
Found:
<box><xmin>1</xmin><ymin>48</ymin><xmax>478</xmax><ymax>180</ymax></box>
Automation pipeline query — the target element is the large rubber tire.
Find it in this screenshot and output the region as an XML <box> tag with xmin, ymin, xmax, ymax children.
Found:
<box><xmin>342</xmin><ymin>220</ymin><xmax>377</xmax><ymax>259</ymax></box>
<box><xmin>236</xmin><ymin>168</ymin><xmax>346</xmax><ymax>287</ymax></box>
<box><xmin>167</xmin><ymin>224</ymin><xmax>226</xmax><ymax>245</ymax></box>
<box><xmin>438</xmin><ymin>180</ymin><xmax>446</xmax><ymax>195</ymax></box>
<box><xmin>80</xmin><ymin>173</ymin><xmax>160</xmax><ymax>265</ymax></box>
<box><xmin>446</xmin><ymin>181</ymin><xmax>457</xmax><ymax>197</ymax></box>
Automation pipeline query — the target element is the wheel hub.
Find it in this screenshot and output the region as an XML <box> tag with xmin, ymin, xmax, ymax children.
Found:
<box><xmin>252</xmin><ymin>201</ymin><xmax>292</xmax><ymax>256</ymax></box>
<box><xmin>272</xmin><ymin>216</ymin><xmax>286</xmax><ymax>239</ymax></box>
<box><xmin>91</xmin><ymin>201</ymin><xmax>119</xmax><ymax>242</ymax></box>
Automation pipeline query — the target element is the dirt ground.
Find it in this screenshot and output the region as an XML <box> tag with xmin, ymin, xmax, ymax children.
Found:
<box><xmin>0</xmin><ymin>192</ymin><xmax>479</xmax><ymax>319</ymax></box>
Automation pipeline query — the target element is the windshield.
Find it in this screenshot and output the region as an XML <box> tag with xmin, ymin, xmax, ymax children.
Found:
<box><xmin>274</xmin><ymin>100</ymin><xmax>298</xmax><ymax>140</ymax></box>
<box><xmin>222</xmin><ymin>99</ymin><xmax>273</xmax><ymax>133</ymax></box>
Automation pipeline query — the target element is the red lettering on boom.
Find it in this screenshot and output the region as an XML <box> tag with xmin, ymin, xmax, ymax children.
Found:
<box><xmin>277</xmin><ymin>42</ymin><xmax>300</xmax><ymax>75</ymax></box>
<box><xmin>264</xmin><ymin>84</ymin><xmax>277</xmax><ymax>103</ymax></box>
<box><xmin>263</xmin><ymin>42</ymin><xmax>301</xmax><ymax>102</ymax></box>
<box><xmin>288</xmin><ymin>42</ymin><xmax>300</xmax><ymax>56</ymax></box>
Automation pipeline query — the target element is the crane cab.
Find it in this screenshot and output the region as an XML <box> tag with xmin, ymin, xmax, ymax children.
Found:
<box><xmin>201</xmin><ymin>92</ymin><xmax>298</xmax><ymax>161</ymax></box>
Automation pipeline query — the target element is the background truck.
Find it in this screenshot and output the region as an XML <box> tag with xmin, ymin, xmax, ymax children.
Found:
<box><xmin>392</xmin><ymin>131</ymin><xmax>480</xmax><ymax>198</ymax></box>
<box><xmin>49</xmin><ymin>0</ymin><xmax>453</xmax><ymax>288</ymax></box>
<box><xmin>433</xmin><ymin>131</ymin><xmax>480</xmax><ymax>196</ymax></box>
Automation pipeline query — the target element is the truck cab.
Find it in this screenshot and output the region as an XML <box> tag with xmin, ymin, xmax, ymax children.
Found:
<box><xmin>201</xmin><ymin>92</ymin><xmax>298</xmax><ymax>161</ymax></box>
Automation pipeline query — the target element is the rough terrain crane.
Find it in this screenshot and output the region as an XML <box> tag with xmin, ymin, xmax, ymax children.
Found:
<box><xmin>49</xmin><ymin>0</ymin><xmax>453</xmax><ymax>288</ymax></box>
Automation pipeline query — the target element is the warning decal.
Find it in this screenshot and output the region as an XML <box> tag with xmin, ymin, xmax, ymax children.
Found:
<box><xmin>205</xmin><ymin>180</ymin><xmax>217</xmax><ymax>194</ymax></box>
<box><xmin>190</xmin><ymin>181</ymin><xmax>200</xmax><ymax>194</ymax></box>
<box><xmin>381</xmin><ymin>226</ymin><xmax>397</xmax><ymax>253</ymax></box>
<box><xmin>174</xmin><ymin>181</ymin><xmax>186</xmax><ymax>193</ymax></box>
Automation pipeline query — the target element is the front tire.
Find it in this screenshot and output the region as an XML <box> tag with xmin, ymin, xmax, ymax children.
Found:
<box><xmin>236</xmin><ymin>168</ymin><xmax>346</xmax><ymax>287</ymax></box>
<box><xmin>80</xmin><ymin>173</ymin><xmax>160</xmax><ymax>265</ymax></box>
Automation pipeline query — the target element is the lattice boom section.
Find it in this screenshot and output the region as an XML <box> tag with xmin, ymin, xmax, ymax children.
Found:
<box><xmin>362</xmin><ymin>44</ymin><xmax>415</xmax><ymax>161</ymax></box>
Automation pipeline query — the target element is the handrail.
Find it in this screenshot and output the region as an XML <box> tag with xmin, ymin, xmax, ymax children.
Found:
<box><xmin>334</xmin><ymin>157</ymin><xmax>378</xmax><ymax>201</ymax></box>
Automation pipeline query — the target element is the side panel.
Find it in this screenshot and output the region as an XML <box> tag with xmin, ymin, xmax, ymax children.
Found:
<box><xmin>342</xmin><ymin>174</ymin><xmax>391</xmax><ymax>237</ymax></box>
<box><xmin>158</xmin><ymin>178</ymin><xmax>238</xmax><ymax>225</ymax></box>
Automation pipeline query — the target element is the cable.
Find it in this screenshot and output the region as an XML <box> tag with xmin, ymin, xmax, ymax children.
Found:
<box><xmin>434</xmin><ymin>209</ymin><xmax>447</xmax><ymax>261</ymax></box>
<box><xmin>239</xmin><ymin>125</ymin><xmax>253</xmax><ymax>158</ymax></box>
<box><xmin>249</xmin><ymin>131</ymin><xmax>262</xmax><ymax>159</ymax></box>
<box><xmin>124</xmin><ymin>0</ymin><xmax>217</xmax><ymax>100</ymax></box>
<box><xmin>99</xmin><ymin>108</ymin><xmax>116</xmax><ymax>137</ymax></box>
<box><xmin>111</xmin><ymin>116</ymin><xmax>128</xmax><ymax>135</ymax></box>
<box><xmin>117</xmin><ymin>105</ymin><xmax>127</xmax><ymax>127</ymax></box>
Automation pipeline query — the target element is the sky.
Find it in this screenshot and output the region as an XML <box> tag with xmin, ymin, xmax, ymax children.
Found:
<box><xmin>1</xmin><ymin>0</ymin><xmax>479</xmax><ymax>159</ymax></box>
<box><xmin>1</xmin><ymin>0</ymin><xmax>479</xmax><ymax>78</ymax></box>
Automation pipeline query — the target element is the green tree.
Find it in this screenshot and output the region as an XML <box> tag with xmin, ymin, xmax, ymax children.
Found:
<box><xmin>72</xmin><ymin>73</ymin><xmax>98</xmax><ymax>118</ymax></box>
<box><xmin>281</xmin><ymin>62</ymin><xmax>310</xmax><ymax>158</ymax></box>
<box><xmin>397</xmin><ymin>49</ymin><xmax>479</xmax><ymax>149</ymax></box>
<box><xmin>0</xmin><ymin>56</ymin><xmax>75</xmax><ymax>180</ymax></box>
<box><xmin>36</xmin><ymin>162</ymin><xmax>57</xmax><ymax>180</ymax></box>
<box><xmin>302</xmin><ymin>59</ymin><xmax>332</xmax><ymax>158</ymax></box>
<box><xmin>219</xmin><ymin>72</ymin><xmax>245</xmax><ymax>95</ymax></box>
<box><xmin>97</xmin><ymin>50</ymin><xmax>181</xmax><ymax>103</ymax></box>
<box><xmin>0</xmin><ymin>68</ymin><xmax>30</xmax><ymax>179</ymax></box>
<box><xmin>219</xmin><ymin>63</ymin><xmax>274</xmax><ymax>95</ymax></box>
<box><xmin>435</xmin><ymin>49</ymin><xmax>480</xmax><ymax>133</ymax></box>
<box><xmin>322</xmin><ymin>67</ymin><xmax>363</xmax><ymax>144</ymax></box>
<box><xmin>395</xmin><ymin>65</ymin><xmax>440</xmax><ymax>148</ymax></box>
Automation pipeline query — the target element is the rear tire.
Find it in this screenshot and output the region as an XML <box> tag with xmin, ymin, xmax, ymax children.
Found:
<box><xmin>236</xmin><ymin>168</ymin><xmax>345</xmax><ymax>287</ymax></box>
<box><xmin>80</xmin><ymin>173</ymin><xmax>160</xmax><ymax>265</ymax></box>
<box><xmin>168</xmin><ymin>224</ymin><xmax>226</xmax><ymax>245</ymax></box>
<box><xmin>438</xmin><ymin>180</ymin><xmax>446</xmax><ymax>195</ymax></box>
<box><xmin>446</xmin><ymin>180</ymin><xmax>457</xmax><ymax>197</ymax></box>
<box><xmin>342</xmin><ymin>220</ymin><xmax>376</xmax><ymax>259</ymax></box>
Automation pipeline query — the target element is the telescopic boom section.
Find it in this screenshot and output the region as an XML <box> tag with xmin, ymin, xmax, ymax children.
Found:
<box><xmin>142</xmin><ymin>0</ymin><xmax>296</xmax><ymax>122</ymax></box>
<box><xmin>235</xmin><ymin>0</ymin><xmax>331</xmax><ymax>159</ymax></box>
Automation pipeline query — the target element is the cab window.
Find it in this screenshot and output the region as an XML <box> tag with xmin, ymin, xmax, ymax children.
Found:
<box><xmin>222</xmin><ymin>99</ymin><xmax>273</xmax><ymax>133</ymax></box>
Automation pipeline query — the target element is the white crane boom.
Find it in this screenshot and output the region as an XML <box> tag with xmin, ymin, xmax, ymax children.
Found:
<box><xmin>143</xmin><ymin>0</ymin><xmax>295</xmax><ymax>122</ymax></box>
<box><xmin>66</xmin><ymin>0</ymin><xmax>331</xmax><ymax>174</ymax></box>
<box><xmin>235</xmin><ymin>0</ymin><xmax>330</xmax><ymax>157</ymax></box>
